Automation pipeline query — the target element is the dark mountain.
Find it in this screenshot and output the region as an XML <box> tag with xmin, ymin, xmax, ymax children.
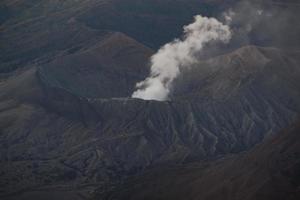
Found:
<box><xmin>108</xmin><ymin>119</ymin><xmax>300</xmax><ymax>200</ymax></box>
<box><xmin>0</xmin><ymin>0</ymin><xmax>300</xmax><ymax>200</ymax></box>
<box><xmin>39</xmin><ymin>32</ymin><xmax>153</xmax><ymax>98</ymax></box>
<box><xmin>1</xmin><ymin>45</ymin><xmax>299</xmax><ymax>200</ymax></box>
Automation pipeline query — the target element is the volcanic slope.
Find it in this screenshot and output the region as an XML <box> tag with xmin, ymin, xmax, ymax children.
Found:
<box><xmin>1</xmin><ymin>46</ymin><xmax>300</xmax><ymax>199</ymax></box>
<box><xmin>107</xmin><ymin>119</ymin><xmax>300</xmax><ymax>200</ymax></box>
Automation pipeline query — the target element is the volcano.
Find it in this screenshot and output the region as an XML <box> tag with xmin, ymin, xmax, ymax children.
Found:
<box><xmin>0</xmin><ymin>0</ymin><xmax>300</xmax><ymax>200</ymax></box>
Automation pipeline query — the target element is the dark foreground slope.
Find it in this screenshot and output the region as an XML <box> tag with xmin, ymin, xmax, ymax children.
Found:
<box><xmin>0</xmin><ymin>46</ymin><xmax>299</xmax><ymax>200</ymax></box>
<box><xmin>106</xmin><ymin>120</ymin><xmax>300</xmax><ymax>200</ymax></box>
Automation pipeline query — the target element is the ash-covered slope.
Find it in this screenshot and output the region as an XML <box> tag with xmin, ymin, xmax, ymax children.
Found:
<box><xmin>1</xmin><ymin>46</ymin><xmax>299</xmax><ymax>199</ymax></box>
<box><xmin>39</xmin><ymin>32</ymin><xmax>152</xmax><ymax>98</ymax></box>
<box><xmin>108</xmin><ymin>119</ymin><xmax>300</xmax><ymax>200</ymax></box>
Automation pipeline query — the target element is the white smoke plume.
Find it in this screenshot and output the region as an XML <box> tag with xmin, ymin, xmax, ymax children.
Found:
<box><xmin>132</xmin><ymin>15</ymin><xmax>232</xmax><ymax>101</ymax></box>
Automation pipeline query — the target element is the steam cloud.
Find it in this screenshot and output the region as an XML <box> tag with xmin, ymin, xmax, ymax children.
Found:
<box><xmin>132</xmin><ymin>15</ymin><xmax>232</xmax><ymax>101</ymax></box>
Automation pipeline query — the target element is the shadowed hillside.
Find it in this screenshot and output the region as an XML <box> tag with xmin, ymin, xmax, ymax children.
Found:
<box><xmin>106</xmin><ymin>120</ymin><xmax>300</xmax><ymax>200</ymax></box>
